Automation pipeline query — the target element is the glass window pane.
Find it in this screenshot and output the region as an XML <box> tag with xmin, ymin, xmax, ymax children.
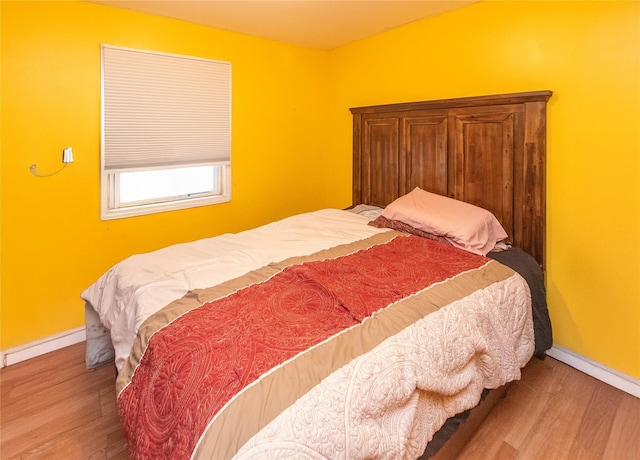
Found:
<box><xmin>119</xmin><ymin>166</ymin><xmax>220</xmax><ymax>204</ymax></box>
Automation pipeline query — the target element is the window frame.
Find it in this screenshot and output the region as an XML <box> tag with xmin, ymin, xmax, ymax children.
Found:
<box><xmin>102</xmin><ymin>163</ymin><xmax>231</xmax><ymax>220</ymax></box>
<box><xmin>100</xmin><ymin>45</ymin><xmax>231</xmax><ymax>220</ymax></box>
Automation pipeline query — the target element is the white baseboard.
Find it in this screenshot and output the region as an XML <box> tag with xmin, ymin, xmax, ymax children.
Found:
<box><xmin>547</xmin><ymin>345</ymin><xmax>640</xmax><ymax>398</ymax></box>
<box><xmin>1</xmin><ymin>327</ymin><xmax>86</xmax><ymax>367</ymax></box>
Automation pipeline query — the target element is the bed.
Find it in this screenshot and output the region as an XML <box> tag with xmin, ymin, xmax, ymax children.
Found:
<box><xmin>82</xmin><ymin>90</ymin><xmax>553</xmax><ymax>459</ymax></box>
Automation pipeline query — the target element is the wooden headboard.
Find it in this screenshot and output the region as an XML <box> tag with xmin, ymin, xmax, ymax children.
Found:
<box><xmin>351</xmin><ymin>91</ymin><xmax>552</xmax><ymax>268</ymax></box>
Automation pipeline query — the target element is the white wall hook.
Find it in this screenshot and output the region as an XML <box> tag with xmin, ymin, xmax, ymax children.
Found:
<box><xmin>30</xmin><ymin>147</ymin><xmax>74</xmax><ymax>177</ymax></box>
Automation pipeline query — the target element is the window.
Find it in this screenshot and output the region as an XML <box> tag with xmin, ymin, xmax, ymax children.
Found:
<box><xmin>101</xmin><ymin>45</ymin><xmax>231</xmax><ymax>220</ymax></box>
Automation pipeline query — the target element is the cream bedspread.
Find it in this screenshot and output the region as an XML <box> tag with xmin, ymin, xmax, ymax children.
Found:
<box><xmin>82</xmin><ymin>210</ymin><xmax>535</xmax><ymax>459</ymax></box>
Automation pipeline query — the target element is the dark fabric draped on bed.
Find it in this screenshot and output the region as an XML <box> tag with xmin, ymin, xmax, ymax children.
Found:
<box><xmin>488</xmin><ymin>247</ymin><xmax>552</xmax><ymax>356</ymax></box>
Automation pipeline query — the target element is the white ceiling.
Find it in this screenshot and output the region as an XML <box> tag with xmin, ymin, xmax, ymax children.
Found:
<box><xmin>89</xmin><ymin>1</ymin><xmax>478</xmax><ymax>50</ymax></box>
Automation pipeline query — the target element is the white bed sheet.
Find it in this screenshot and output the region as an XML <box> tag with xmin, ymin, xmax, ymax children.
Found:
<box><xmin>81</xmin><ymin>209</ymin><xmax>389</xmax><ymax>371</ymax></box>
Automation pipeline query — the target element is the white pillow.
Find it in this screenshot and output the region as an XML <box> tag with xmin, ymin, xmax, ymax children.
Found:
<box><xmin>381</xmin><ymin>188</ymin><xmax>508</xmax><ymax>256</ymax></box>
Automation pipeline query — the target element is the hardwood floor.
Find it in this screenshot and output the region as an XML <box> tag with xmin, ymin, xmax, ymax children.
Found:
<box><xmin>458</xmin><ymin>357</ymin><xmax>640</xmax><ymax>460</ymax></box>
<box><xmin>1</xmin><ymin>343</ymin><xmax>127</xmax><ymax>459</ymax></box>
<box><xmin>1</xmin><ymin>342</ymin><xmax>638</xmax><ymax>459</ymax></box>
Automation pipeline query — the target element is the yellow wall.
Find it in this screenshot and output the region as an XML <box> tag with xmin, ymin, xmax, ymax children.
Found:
<box><xmin>0</xmin><ymin>1</ymin><xmax>342</xmax><ymax>348</ymax></box>
<box><xmin>329</xmin><ymin>0</ymin><xmax>640</xmax><ymax>378</ymax></box>
<box><xmin>2</xmin><ymin>1</ymin><xmax>639</xmax><ymax>380</ymax></box>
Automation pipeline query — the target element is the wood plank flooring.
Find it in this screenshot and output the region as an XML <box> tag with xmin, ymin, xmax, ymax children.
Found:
<box><xmin>1</xmin><ymin>343</ymin><xmax>127</xmax><ymax>459</ymax></box>
<box><xmin>458</xmin><ymin>356</ymin><xmax>640</xmax><ymax>459</ymax></box>
<box><xmin>1</xmin><ymin>342</ymin><xmax>638</xmax><ymax>459</ymax></box>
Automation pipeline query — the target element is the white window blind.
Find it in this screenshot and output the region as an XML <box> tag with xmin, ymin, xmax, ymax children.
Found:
<box><xmin>102</xmin><ymin>45</ymin><xmax>231</xmax><ymax>172</ymax></box>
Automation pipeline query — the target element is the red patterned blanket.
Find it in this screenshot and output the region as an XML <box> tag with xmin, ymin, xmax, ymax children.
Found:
<box><xmin>117</xmin><ymin>233</ymin><xmax>532</xmax><ymax>459</ymax></box>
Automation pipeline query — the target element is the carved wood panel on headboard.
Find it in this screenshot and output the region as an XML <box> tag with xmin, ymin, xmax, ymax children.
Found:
<box><xmin>351</xmin><ymin>91</ymin><xmax>552</xmax><ymax>268</ymax></box>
